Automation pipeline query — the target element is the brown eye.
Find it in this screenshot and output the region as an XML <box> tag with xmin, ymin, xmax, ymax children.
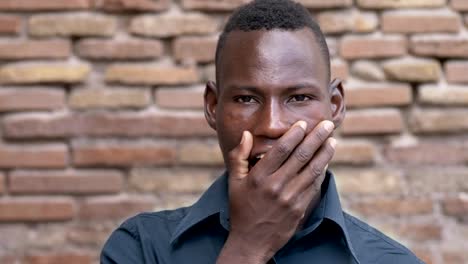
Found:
<box><xmin>289</xmin><ymin>94</ymin><xmax>312</xmax><ymax>102</ymax></box>
<box><xmin>234</xmin><ymin>96</ymin><xmax>257</xmax><ymax>104</ymax></box>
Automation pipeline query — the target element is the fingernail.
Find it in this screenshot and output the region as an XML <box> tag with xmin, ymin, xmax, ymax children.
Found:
<box><xmin>323</xmin><ymin>121</ymin><xmax>334</xmax><ymax>133</ymax></box>
<box><xmin>294</xmin><ymin>120</ymin><xmax>307</xmax><ymax>131</ymax></box>
<box><xmin>329</xmin><ymin>137</ymin><xmax>337</xmax><ymax>149</ymax></box>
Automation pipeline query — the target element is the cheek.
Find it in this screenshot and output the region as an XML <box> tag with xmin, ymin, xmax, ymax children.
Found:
<box><xmin>290</xmin><ymin>102</ymin><xmax>331</xmax><ymax>129</ymax></box>
<box><xmin>217</xmin><ymin>107</ymin><xmax>256</xmax><ymax>151</ymax></box>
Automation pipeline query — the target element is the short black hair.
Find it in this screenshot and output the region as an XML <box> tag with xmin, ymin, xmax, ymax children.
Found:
<box><xmin>215</xmin><ymin>0</ymin><xmax>330</xmax><ymax>85</ymax></box>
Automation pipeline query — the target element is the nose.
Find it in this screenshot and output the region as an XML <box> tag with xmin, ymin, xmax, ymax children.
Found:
<box><xmin>253</xmin><ymin>98</ymin><xmax>290</xmax><ymax>139</ymax></box>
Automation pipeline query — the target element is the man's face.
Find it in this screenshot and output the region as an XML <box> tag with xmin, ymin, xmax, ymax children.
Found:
<box><xmin>205</xmin><ymin>28</ymin><xmax>344</xmax><ymax>168</ymax></box>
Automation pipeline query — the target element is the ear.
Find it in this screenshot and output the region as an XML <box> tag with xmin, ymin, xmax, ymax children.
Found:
<box><xmin>204</xmin><ymin>81</ymin><xmax>218</xmax><ymax>130</ymax></box>
<box><xmin>329</xmin><ymin>78</ymin><xmax>346</xmax><ymax>128</ymax></box>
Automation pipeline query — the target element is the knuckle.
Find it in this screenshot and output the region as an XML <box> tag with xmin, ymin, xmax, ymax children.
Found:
<box><xmin>276</xmin><ymin>142</ymin><xmax>292</xmax><ymax>157</ymax></box>
<box><xmin>278</xmin><ymin>194</ymin><xmax>292</xmax><ymax>208</ymax></box>
<box><xmin>310</xmin><ymin>165</ymin><xmax>323</xmax><ymax>178</ymax></box>
<box><xmin>294</xmin><ymin>148</ymin><xmax>312</xmax><ymax>163</ymax></box>
<box><xmin>316</xmin><ymin>128</ymin><xmax>330</xmax><ymax>143</ymax></box>
<box><xmin>291</xmin><ymin>205</ymin><xmax>304</xmax><ymax>218</ymax></box>
<box><xmin>265</xmin><ymin>183</ymin><xmax>281</xmax><ymax>199</ymax></box>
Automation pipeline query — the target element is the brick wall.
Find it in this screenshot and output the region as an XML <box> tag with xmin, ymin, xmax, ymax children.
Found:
<box><xmin>0</xmin><ymin>0</ymin><xmax>467</xmax><ymax>263</ymax></box>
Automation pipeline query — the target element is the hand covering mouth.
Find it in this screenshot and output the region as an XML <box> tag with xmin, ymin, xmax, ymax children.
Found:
<box><xmin>248</xmin><ymin>153</ymin><xmax>265</xmax><ymax>169</ymax></box>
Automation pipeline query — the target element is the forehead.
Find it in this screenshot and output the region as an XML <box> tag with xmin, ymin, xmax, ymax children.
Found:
<box><xmin>217</xmin><ymin>28</ymin><xmax>328</xmax><ymax>91</ymax></box>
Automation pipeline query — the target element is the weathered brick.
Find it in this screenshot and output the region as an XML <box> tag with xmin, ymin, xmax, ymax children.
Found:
<box><xmin>9</xmin><ymin>170</ymin><xmax>123</xmax><ymax>194</ymax></box>
<box><xmin>411</xmin><ymin>248</ymin><xmax>434</xmax><ymax>264</ymax></box>
<box><xmin>331</xmin><ymin>59</ymin><xmax>349</xmax><ymax>80</ymax></box>
<box><xmin>106</xmin><ymin>64</ymin><xmax>199</xmax><ymax>85</ymax></box>
<box><xmin>0</xmin><ymin>88</ymin><xmax>65</xmax><ymax>112</ymax></box>
<box><xmin>340</xmin><ymin>36</ymin><xmax>407</xmax><ymax>59</ymax></box>
<box><xmin>76</xmin><ymin>39</ymin><xmax>163</xmax><ymax>60</ymax></box>
<box><xmin>0</xmin><ymin>173</ymin><xmax>4</xmax><ymax>194</ymax></box>
<box><xmin>0</xmin><ymin>63</ymin><xmax>90</xmax><ymax>84</ymax></box>
<box><xmin>155</xmin><ymin>86</ymin><xmax>204</xmax><ymax>109</ymax></box>
<box><xmin>0</xmin><ymin>16</ymin><xmax>21</xmax><ymax>35</ymax></box>
<box><xmin>129</xmin><ymin>167</ymin><xmax>218</xmax><ymax>193</ymax></box>
<box><xmin>346</xmin><ymin>83</ymin><xmax>412</xmax><ymax>108</ymax></box>
<box><xmin>298</xmin><ymin>0</ymin><xmax>353</xmax><ymax>8</ymax></box>
<box><xmin>154</xmin><ymin>193</ymin><xmax>202</xmax><ymax>211</ymax></box>
<box><xmin>0</xmin><ymin>0</ymin><xmax>91</xmax><ymax>11</ymax></box>
<box><xmin>407</xmin><ymin>167</ymin><xmax>468</xmax><ymax>193</ymax></box>
<box><xmin>69</xmin><ymin>88</ymin><xmax>150</xmax><ymax>109</ymax></box>
<box><xmin>66</xmin><ymin>224</ymin><xmax>115</xmax><ymax>247</ymax></box>
<box><xmin>72</xmin><ymin>140</ymin><xmax>177</xmax><ymax>166</ymax></box>
<box><xmin>93</xmin><ymin>0</ymin><xmax>170</xmax><ymax>12</ymax></box>
<box><xmin>318</xmin><ymin>10</ymin><xmax>378</xmax><ymax>34</ymax></box>
<box><xmin>446</xmin><ymin>61</ymin><xmax>468</xmax><ymax>83</ymax></box>
<box><xmin>334</xmin><ymin>168</ymin><xmax>403</xmax><ymax>195</ymax></box>
<box><xmin>419</xmin><ymin>85</ymin><xmax>468</xmax><ymax>105</ymax></box>
<box><xmin>409</xmin><ymin>109</ymin><xmax>468</xmax><ymax>134</ymax></box>
<box><xmin>24</xmin><ymin>253</ymin><xmax>93</xmax><ymax>264</ymax></box>
<box><xmin>382</xmin><ymin>58</ymin><xmax>441</xmax><ymax>82</ymax></box>
<box><xmin>349</xmin><ymin>198</ymin><xmax>433</xmax><ymax>216</ymax></box>
<box><xmin>411</xmin><ymin>36</ymin><xmax>468</xmax><ymax>58</ymax></box>
<box><xmin>341</xmin><ymin>109</ymin><xmax>404</xmax><ymax>135</ymax></box>
<box><xmin>443</xmin><ymin>250</ymin><xmax>468</xmax><ymax>264</ymax></box>
<box><xmin>383</xmin><ymin>222</ymin><xmax>443</xmax><ymax>242</ymax></box>
<box><xmin>2</xmin><ymin>112</ymin><xmax>213</xmax><ymax>138</ymax></box>
<box><xmin>29</xmin><ymin>13</ymin><xmax>116</xmax><ymax>37</ymax></box>
<box><xmin>443</xmin><ymin>195</ymin><xmax>468</xmax><ymax>218</ymax></box>
<box><xmin>0</xmin><ymin>144</ymin><xmax>67</xmax><ymax>169</ymax></box>
<box><xmin>130</xmin><ymin>13</ymin><xmax>218</xmax><ymax>37</ymax></box>
<box><xmin>0</xmin><ymin>40</ymin><xmax>70</xmax><ymax>60</ymax></box>
<box><xmin>350</xmin><ymin>60</ymin><xmax>386</xmax><ymax>81</ymax></box>
<box><xmin>451</xmin><ymin>0</ymin><xmax>468</xmax><ymax>10</ymax></box>
<box><xmin>332</xmin><ymin>140</ymin><xmax>377</xmax><ymax>165</ymax></box>
<box><xmin>79</xmin><ymin>196</ymin><xmax>154</xmax><ymax>220</ymax></box>
<box><xmin>173</xmin><ymin>36</ymin><xmax>217</xmax><ymax>63</ymax></box>
<box><xmin>178</xmin><ymin>140</ymin><xmax>224</xmax><ymax>165</ymax></box>
<box><xmin>181</xmin><ymin>0</ymin><xmax>249</xmax><ymax>11</ymax></box>
<box><xmin>384</xmin><ymin>142</ymin><xmax>467</xmax><ymax>165</ymax></box>
<box><xmin>0</xmin><ymin>198</ymin><xmax>74</xmax><ymax>222</ymax></box>
<box><xmin>382</xmin><ymin>10</ymin><xmax>460</xmax><ymax>33</ymax></box>
<box><xmin>357</xmin><ymin>0</ymin><xmax>446</xmax><ymax>9</ymax></box>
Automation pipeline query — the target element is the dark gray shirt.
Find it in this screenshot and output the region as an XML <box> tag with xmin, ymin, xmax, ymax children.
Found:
<box><xmin>101</xmin><ymin>171</ymin><xmax>424</xmax><ymax>264</ymax></box>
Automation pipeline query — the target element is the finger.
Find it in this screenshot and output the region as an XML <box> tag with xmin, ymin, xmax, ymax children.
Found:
<box><xmin>280</xmin><ymin>120</ymin><xmax>334</xmax><ymax>176</ymax></box>
<box><xmin>280</xmin><ymin>137</ymin><xmax>337</xmax><ymax>203</ymax></box>
<box><xmin>227</xmin><ymin>130</ymin><xmax>253</xmax><ymax>179</ymax></box>
<box><xmin>250</xmin><ymin>120</ymin><xmax>307</xmax><ymax>178</ymax></box>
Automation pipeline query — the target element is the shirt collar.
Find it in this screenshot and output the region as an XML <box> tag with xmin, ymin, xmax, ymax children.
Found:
<box><xmin>170</xmin><ymin>170</ymin><xmax>360</xmax><ymax>263</ymax></box>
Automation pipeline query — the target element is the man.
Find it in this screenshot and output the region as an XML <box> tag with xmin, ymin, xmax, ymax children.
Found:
<box><xmin>101</xmin><ymin>0</ymin><xmax>424</xmax><ymax>263</ymax></box>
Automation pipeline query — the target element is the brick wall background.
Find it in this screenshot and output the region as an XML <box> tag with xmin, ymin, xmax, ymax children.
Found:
<box><xmin>0</xmin><ymin>0</ymin><xmax>467</xmax><ymax>263</ymax></box>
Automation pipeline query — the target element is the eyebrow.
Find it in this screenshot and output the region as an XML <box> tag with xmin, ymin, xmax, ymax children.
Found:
<box><xmin>227</xmin><ymin>82</ymin><xmax>323</xmax><ymax>93</ymax></box>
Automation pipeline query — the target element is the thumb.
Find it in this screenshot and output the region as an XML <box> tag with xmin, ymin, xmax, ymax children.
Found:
<box><xmin>228</xmin><ymin>130</ymin><xmax>253</xmax><ymax>179</ymax></box>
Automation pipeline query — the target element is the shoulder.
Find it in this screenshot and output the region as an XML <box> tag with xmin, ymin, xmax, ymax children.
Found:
<box><xmin>344</xmin><ymin>212</ymin><xmax>425</xmax><ymax>264</ymax></box>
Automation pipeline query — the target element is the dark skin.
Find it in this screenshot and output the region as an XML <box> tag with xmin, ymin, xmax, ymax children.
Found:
<box><xmin>204</xmin><ymin>28</ymin><xmax>346</xmax><ymax>263</ymax></box>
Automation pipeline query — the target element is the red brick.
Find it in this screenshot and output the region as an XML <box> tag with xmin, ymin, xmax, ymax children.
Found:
<box><xmin>69</xmin><ymin>87</ymin><xmax>150</xmax><ymax>109</ymax></box>
<box><xmin>446</xmin><ymin>61</ymin><xmax>468</xmax><ymax>83</ymax></box>
<box><xmin>382</xmin><ymin>10</ymin><xmax>460</xmax><ymax>33</ymax></box>
<box><xmin>173</xmin><ymin>36</ymin><xmax>217</xmax><ymax>63</ymax></box>
<box><xmin>2</xmin><ymin>112</ymin><xmax>214</xmax><ymax>138</ymax></box>
<box><xmin>9</xmin><ymin>170</ymin><xmax>123</xmax><ymax>194</ymax></box>
<box><xmin>334</xmin><ymin>168</ymin><xmax>403</xmax><ymax>195</ymax></box>
<box><xmin>357</xmin><ymin>0</ymin><xmax>445</xmax><ymax>9</ymax></box>
<box><xmin>451</xmin><ymin>0</ymin><xmax>468</xmax><ymax>10</ymax></box>
<box><xmin>332</xmin><ymin>140</ymin><xmax>377</xmax><ymax>165</ymax></box>
<box><xmin>331</xmin><ymin>59</ymin><xmax>349</xmax><ymax>80</ymax></box>
<box><xmin>346</xmin><ymin>83</ymin><xmax>412</xmax><ymax>108</ymax></box>
<box><xmin>106</xmin><ymin>64</ymin><xmax>199</xmax><ymax>85</ymax></box>
<box><xmin>76</xmin><ymin>39</ymin><xmax>163</xmax><ymax>60</ymax></box>
<box><xmin>318</xmin><ymin>10</ymin><xmax>378</xmax><ymax>34</ymax></box>
<box><xmin>66</xmin><ymin>224</ymin><xmax>114</xmax><ymax>247</ymax></box>
<box><xmin>0</xmin><ymin>144</ymin><xmax>67</xmax><ymax>169</ymax></box>
<box><xmin>340</xmin><ymin>36</ymin><xmax>407</xmax><ymax>59</ymax></box>
<box><xmin>0</xmin><ymin>256</ymin><xmax>18</xmax><ymax>264</ymax></box>
<box><xmin>0</xmin><ymin>88</ymin><xmax>65</xmax><ymax>112</ymax></box>
<box><xmin>443</xmin><ymin>250</ymin><xmax>468</xmax><ymax>264</ymax></box>
<box><xmin>0</xmin><ymin>63</ymin><xmax>90</xmax><ymax>84</ymax></box>
<box><xmin>411</xmin><ymin>36</ymin><xmax>468</xmax><ymax>58</ymax></box>
<box><xmin>384</xmin><ymin>142</ymin><xmax>467</xmax><ymax>165</ymax></box>
<box><xmin>350</xmin><ymin>198</ymin><xmax>433</xmax><ymax>216</ymax></box>
<box><xmin>24</xmin><ymin>253</ymin><xmax>93</xmax><ymax>264</ymax></box>
<box><xmin>382</xmin><ymin>58</ymin><xmax>441</xmax><ymax>82</ymax></box>
<box><xmin>178</xmin><ymin>141</ymin><xmax>224</xmax><ymax>165</ymax></box>
<box><xmin>72</xmin><ymin>140</ymin><xmax>177</xmax><ymax>166</ymax></box>
<box><xmin>350</xmin><ymin>60</ymin><xmax>386</xmax><ymax>81</ymax></box>
<box><xmin>0</xmin><ymin>198</ymin><xmax>74</xmax><ymax>222</ymax></box>
<box><xmin>0</xmin><ymin>40</ymin><xmax>70</xmax><ymax>60</ymax></box>
<box><xmin>0</xmin><ymin>16</ymin><xmax>21</xmax><ymax>35</ymax></box>
<box><xmin>0</xmin><ymin>173</ymin><xmax>4</xmax><ymax>194</ymax></box>
<box><xmin>130</xmin><ymin>13</ymin><xmax>218</xmax><ymax>37</ymax></box>
<box><xmin>443</xmin><ymin>195</ymin><xmax>468</xmax><ymax>218</ymax></box>
<box><xmin>341</xmin><ymin>109</ymin><xmax>404</xmax><ymax>135</ymax></box>
<box><xmin>93</xmin><ymin>0</ymin><xmax>169</xmax><ymax>12</ymax></box>
<box><xmin>155</xmin><ymin>86</ymin><xmax>204</xmax><ymax>109</ymax></box>
<box><xmin>181</xmin><ymin>0</ymin><xmax>249</xmax><ymax>11</ymax></box>
<box><xmin>388</xmin><ymin>222</ymin><xmax>443</xmax><ymax>242</ymax></box>
<box><xmin>409</xmin><ymin>109</ymin><xmax>468</xmax><ymax>134</ymax></box>
<box><xmin>411</xmin><ymin>247</ymin><xmax>434</xmax><ymax>264</ymax></box>
<box><xmin>419</xmin><ymin>84</ymin><xmax>468</xmax><ymax>105</ymax></box>
<box><xmin>79</xmin><ymin>196</ymin><xmax>154</xmax><ymax>220</ymax></box>
<box><xmin>0</xmin><ymin>0</ymin><xmax>91</xmax><ymax>11</ymax></box>
<box><xmin>298</xmin><ymin>0</ymin><xmax>352</xmax><ymax>8</ymax></box>
<box><xmin>407</xmin><ymin>167</ymin><xmax>468</xmax><ymax>193</ymax></box>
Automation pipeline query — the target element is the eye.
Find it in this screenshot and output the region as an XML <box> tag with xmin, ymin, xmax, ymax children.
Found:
<box><xmin>234</xmin><ymin>95</ymin><xmax>258</xmax><ymax>104</ymax></box>
<box><xmin>288</xmin><ymin>94</ymin><xmax>312</xmax><ymax>103</ymax></box>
